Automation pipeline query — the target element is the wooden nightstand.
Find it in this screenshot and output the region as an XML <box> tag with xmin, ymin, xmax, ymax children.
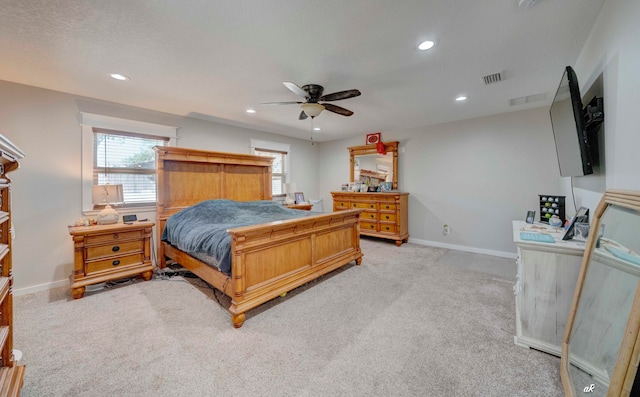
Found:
<box><xmin>68</xmin><ymin>221</ymin><xmax>155</xmax><ymax>299</ymax></box>
<box><xmin>286</xmin><ymin>203</ymin><xmax>313</xmax><ymax>211</ymax></box>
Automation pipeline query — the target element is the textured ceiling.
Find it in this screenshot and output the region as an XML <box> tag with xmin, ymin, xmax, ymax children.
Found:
<box><xmin>0</xmin><ymin>0</ymin><xmax>605</xmax><ymax>142</ymax></box>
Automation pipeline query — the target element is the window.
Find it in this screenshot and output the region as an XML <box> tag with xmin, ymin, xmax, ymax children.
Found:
<box><xmin>250</xmin><ymin>139</ymin><xmax>291</xmax><ymax>196</ymax></box>
<box><xmin>81</xmin><ymin>113</ymin><xmax>177</xmax><ymax>212</ymax></box>
<box><xmin>253</xmin><ymin>148</ymin><xmax>287</xmax><ymax>195</ymax></box>
<box><xmin>93</xmin><ymin>128</ymin><xmax>168</xmax><ymax>207</ymax></box>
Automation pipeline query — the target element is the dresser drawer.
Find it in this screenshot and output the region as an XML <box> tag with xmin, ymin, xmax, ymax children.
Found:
<box><xmin>86</xmin><ymin>230</ymin><xmax>142</xmax><ymax>245</ymax></box>
<box><xmin>86</xmin><ymin>240</ymin><xmax>143</xmax><ymax>260</ymax></box>
<box><xmin>379</xmin><ymin>213</ymin><xmax>396</xmax><ymax>222</ymax></box>
<box><xmin>86</xmin><ymin>253</ymin><xmax>143</xmax><ymax>274</ymax></box>
<box><xmin>334</xmin><ymin>201</ymin><xmax>350</xmax><ymax>210</ymax></box>
<box><xmin>360</xmin><ymin>221</ymin><xmax>378</xmax><ymax>231</ymax></box>
<box><xmin>352</xmin><ymin>202</ymin><xmax>377</xmax><ymax>210</ymax></box>
<box><xmin>379</xmin><ymin>223</ymin><xmax>397</xmax><ymax>233</ymax></box>
<box><xmin>362</xmin><ymin>212</ymin><xmax>378</xmax><ymax>221</ymax></box>
<box><xmin>380</xmin><ymin>203</ymin><xmax>396</xmax><ymax>211</ymax></box>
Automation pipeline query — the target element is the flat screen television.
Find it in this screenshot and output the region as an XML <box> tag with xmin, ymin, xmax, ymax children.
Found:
<box><xmin>550</xmin><ymin>66</ymin><xmax>593</xmax><ymax>177</ymax></box>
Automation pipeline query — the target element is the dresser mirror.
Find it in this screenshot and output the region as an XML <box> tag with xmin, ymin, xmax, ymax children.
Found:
<box><xmin>349</xmin><ymin>141</ymin><xmax>399</xmax><ymax>190</ymax></box>
<box><xmin>561</xmin><ymin>190</ymin><xmax>640</xmax><ymax>397</ymax></box>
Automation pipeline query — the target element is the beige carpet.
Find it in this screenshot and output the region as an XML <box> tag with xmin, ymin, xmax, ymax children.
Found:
<box><xmin>14</xmin><ymin>239</ymin><xmax>563</xmax><ymax>396</ymax></box>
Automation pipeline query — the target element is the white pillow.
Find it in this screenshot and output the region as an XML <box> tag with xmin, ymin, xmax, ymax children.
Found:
<box><xmin>309</xmin><ymin>199</ymin><xmax>324</xmax><ymax>213</ymax></box>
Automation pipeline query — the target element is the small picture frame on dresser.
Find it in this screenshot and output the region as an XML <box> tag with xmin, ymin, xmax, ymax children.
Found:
<box><xmin>526</xmin><ymin>210</ymin><xmax>535</xmax><ymax>224</ymax></box>
<box><xmin>294</xmin><ymin>192</ymin><xmax>305</xmax><ymax>204</ymax></box>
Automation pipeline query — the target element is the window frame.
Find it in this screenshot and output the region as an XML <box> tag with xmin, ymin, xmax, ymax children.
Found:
<box><xmin>249</xmin><ymin>139</ymin><xmax>291</xmax><ymax>197</ymax></box>
<box><xmin>81</xmin><ymin>113</ymin><xmax>177</xmax><ymax>214</ymax></box>
<box><xmin>92</xmin><ymin>128</ymin><xmax>169</xmax><ymax>208</ymax></box>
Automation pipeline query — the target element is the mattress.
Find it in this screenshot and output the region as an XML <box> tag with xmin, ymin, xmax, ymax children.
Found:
<box><xmin>161</xmin><ymin>199</ymin><xmax>311</xmax><ymax>274</ymax></box>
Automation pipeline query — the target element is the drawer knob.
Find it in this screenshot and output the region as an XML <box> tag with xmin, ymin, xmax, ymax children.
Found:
<box><xmin>353</xmin><ymin>204</ymin><xmax>356</xmax><ymax>207</ymax></box>
<box><xmin>113</xmin><ymin>233</ymin><xmax>119</xmax><ymax>240</ymax></box>
<box><xmin>112</xmin><ymin>260</ymin><xmax>121</xmax><ymax>266</ymax></box>
<box><xmin>112</xmin><ymin>246</ymin><xmax>120</xmax><ymax>252</ymax></box>
<box><xmin>385</xmin><ymin>226</ymin><xmax>390</xmax><ymax>230</ymax></box>
<box><xmin>370</xmin><ymin>205</ymin><xmax>374</xmax><ymax>208</ymax></box>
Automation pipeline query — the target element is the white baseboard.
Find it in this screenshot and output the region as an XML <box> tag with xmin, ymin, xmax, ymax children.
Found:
<box><xmin>409</xmin><ymin>238</ymin><xmax>517</xmax><ymax>260</ymax></box>
<box><xmin>14</xmin><ymin>279</ymin><xmax>69</xmax><ymax>297</ymax></box>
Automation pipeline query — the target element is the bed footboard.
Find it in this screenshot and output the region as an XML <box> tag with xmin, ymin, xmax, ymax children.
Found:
<box><xmin>227</xmin><ymin>209</ymin><xmax>362</xmax><ymax>327</ymax></box>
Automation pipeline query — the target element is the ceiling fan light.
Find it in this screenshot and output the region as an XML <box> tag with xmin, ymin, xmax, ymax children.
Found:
<box><xmin>301</xmin><ymin>103</ymin><xmax>325</xmax><ymax>118</ymax></box>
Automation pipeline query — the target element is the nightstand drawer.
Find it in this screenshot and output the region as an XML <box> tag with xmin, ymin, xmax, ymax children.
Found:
<box><xmin>86</xmin><ymin>240</ymin><xmax>143</xmax><ymax>259</ymax></box>
<box><xmin>86</xmin><ymin>230</ymin><xmax>142</xmax><ymax>245</ymax></box>
<box><xmin>380</xmin><ymin>203</ymin><xmax>396</xmax><ymax>211</ymax></box>
<box><xmin>86</xmin><ymin>253</ymin><xmax>143</xmax><ymax>274</ymax></box>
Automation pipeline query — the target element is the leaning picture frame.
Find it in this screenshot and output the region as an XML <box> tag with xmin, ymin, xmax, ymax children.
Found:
<box><xmin>294</xmin><ymin>192</ymin><xmax>305</xmax><ymax>204</ymax></box>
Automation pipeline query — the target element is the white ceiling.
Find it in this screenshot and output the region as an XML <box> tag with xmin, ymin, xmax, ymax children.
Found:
<box><xmin>0</xmin><ymin>0</ymin><xmax>605</xmax><ymax>142</ymax></box>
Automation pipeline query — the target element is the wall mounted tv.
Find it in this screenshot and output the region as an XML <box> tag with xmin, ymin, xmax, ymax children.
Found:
<box><xmin>550</xmin><ymin>66</ymin><xmax>603</xmax><ymax>177</ymax></box>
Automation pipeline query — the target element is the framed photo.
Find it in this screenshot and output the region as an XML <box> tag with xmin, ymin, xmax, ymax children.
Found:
<box><xmin>294</xmin><ymin>192</ymin><xmax>305</xmax><ymax>204</ymax></box>
<box><xmin>562</xmin><ymin>206</ymin><xmax>590</xmax><ymax>240</ymax></box>
<box><xmin>526</xmin><ymin>210</ymin><xmax>535</xmax><ymax>224</ymax></box>
<box><xmin>366</xmin><ymin>132</ymin><xmax>381</xmax><ymax>145</ymax></box>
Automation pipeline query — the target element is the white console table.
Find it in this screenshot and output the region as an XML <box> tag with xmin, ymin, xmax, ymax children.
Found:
<box><xmin>512</xmin><ymin>220</ymin><xmax>586</xmax><ymax>357</ymax></box>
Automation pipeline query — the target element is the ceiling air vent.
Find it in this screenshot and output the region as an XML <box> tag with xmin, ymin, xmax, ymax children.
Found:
<box><xmin>509</xmin><ymin>93</ymin><xmax>547</xmax><ymax>106</ymax></box>
<box><xmin>483</xmin><ymin>72</ymin><xmax>503</xmax><ymax>85</ymax></box>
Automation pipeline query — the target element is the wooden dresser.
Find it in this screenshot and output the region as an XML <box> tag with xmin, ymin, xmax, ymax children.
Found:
<box><xmin>0</xmin><ymin>135</ymin><xmax>25</xmax><ymax>395</ymax></box>
<box><xmin>68</xmin><ymin>221</ymin><xmax>155</xmax><ymax>299</ymax></box>
<box><xmin>332</xmin><ymin>192</ymin><xmax>409</xmax><ymax>246</ymax></box>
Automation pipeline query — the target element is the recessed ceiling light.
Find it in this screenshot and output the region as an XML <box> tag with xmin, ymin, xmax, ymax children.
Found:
<box><xmin>417</xmin><ymin>40</ymin><xmax>435</xmax><ymax>51</ymax></box>
<box><xmin>109</xmin><ymin>73</ymin><xmax>129</xmax><ymax>81</ymax></box>
<box><xmin>313</xmin><ymin>127</ymin><xmax>321</xmax><ymax>131</ymax></box>
<box><xmin>455</xmin><ymin>96</ymin><xmax>468</xmax><ymax>102</ymax></box>
<box><xmin>246</xmin><ymin>109</ymin><xmax>256</xmax><ymax>114</ymax></box>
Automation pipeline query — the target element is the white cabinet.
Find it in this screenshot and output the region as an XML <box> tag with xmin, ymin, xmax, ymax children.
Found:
<box><xmin>512</xmin><ymin>220</ymin><xmax>585</xmax><ymax>356</ymax></box>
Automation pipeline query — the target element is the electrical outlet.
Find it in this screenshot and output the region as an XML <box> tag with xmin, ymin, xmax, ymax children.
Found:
<box><xmin>443</xmin><ymin>224</ymin><xmax>450</xmax><ymax>236</ymax></box>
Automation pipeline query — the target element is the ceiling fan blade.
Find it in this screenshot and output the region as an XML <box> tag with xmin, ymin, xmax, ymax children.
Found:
<box><xmin>259</xmin><ymin>101</ymin><xmax>303</xmax><ymax>106</ymax></box>
<box><xmin>299</xmin><ymin>110</ymin><xmax>308</xmax><ymax>120</ymax></box>
<box><xmin>283</xmin><ymin>82</ymin><xmax>308</xmax><ymax>98</ymax></box>
<box><xmin>319</xmin><ymin>89</ymin><xmax>361</xmax><ymax>102</ymax></box>
<box><xmin>322</xmin><ymin>103</ymin><xmax>354</xmax><ymax>117</ymax></box>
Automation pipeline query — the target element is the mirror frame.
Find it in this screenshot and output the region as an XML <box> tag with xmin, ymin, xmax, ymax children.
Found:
<box><xmin>349</xmin><ymin>141</ymin><xmax>399</xmax><ymax>190</ymax></box>
<box><xmin>561</xmin><ymin>189</ymin><xmax>640</xmax><ymax>397</ymax></box>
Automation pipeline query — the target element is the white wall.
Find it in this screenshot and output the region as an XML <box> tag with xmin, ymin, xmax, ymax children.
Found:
<box><xmin>0</xmin><ymin>80</ymin><xmax>318</xmax><ymax>294</ymax></box>
<box><xmin>572</xmin><ymin>0</ymin><xmax>640</xmax><ymax>210</ymax></box>
<box><xmin>318</xmin><ymin>107</ymin><xmax>565</xmax><ymax>257</ymax></box>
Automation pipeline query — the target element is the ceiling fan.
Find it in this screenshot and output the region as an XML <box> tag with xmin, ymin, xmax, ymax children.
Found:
<box><xmin>261</xmin><ymin>82</ymin><xmax>361</xmax><ymax>120</ymax></box>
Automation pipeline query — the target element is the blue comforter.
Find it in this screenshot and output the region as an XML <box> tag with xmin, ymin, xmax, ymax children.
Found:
<box><xmin>161</xmin><ymin>199</ymin><xmax>311</xmax><ymax>275</ymax></box>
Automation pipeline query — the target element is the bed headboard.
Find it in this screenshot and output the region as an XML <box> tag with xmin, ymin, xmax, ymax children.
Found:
<box><xmin>154</xmin><ymin>146</ymin><xmax>273</xmax><ymax>225</ymax></box>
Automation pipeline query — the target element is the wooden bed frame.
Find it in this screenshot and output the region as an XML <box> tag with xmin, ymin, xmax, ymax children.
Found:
<box><xmin>155</xmin><ymin>146</ymin><xmax>363</xmax><ymax>328</ymax></box>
